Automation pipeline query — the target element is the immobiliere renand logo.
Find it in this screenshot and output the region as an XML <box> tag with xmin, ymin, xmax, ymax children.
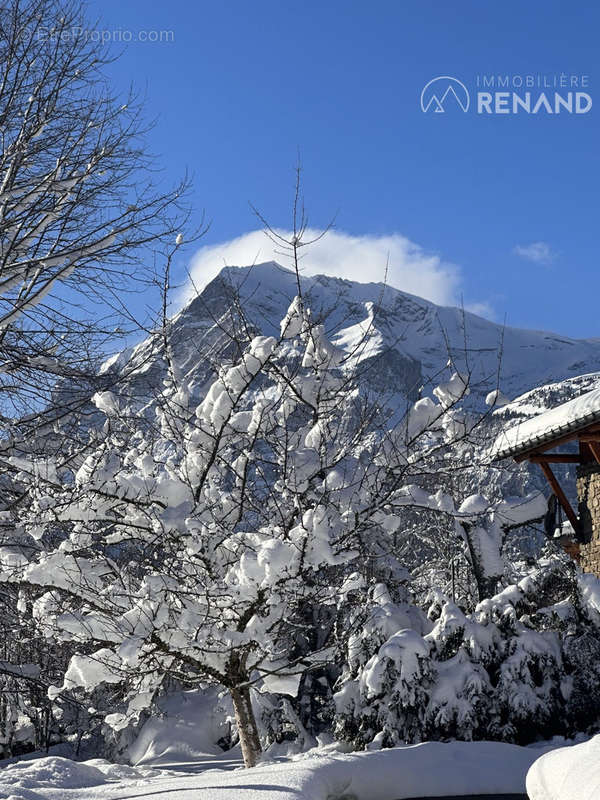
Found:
<box><xmin>420</xmin><ymin>74</ymin><xmax>592</xmax><ymax>115</ymax></box>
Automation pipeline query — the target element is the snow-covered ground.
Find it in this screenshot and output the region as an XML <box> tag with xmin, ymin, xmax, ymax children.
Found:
<box><xmin>0</xmin><ymin>739</ymin><xmax>571</xmax><ymax>800</ymax></box>
<box><xmin>127</xmin><ymin>688</ymin><xmax>237</xmax><ymax>766</ymax></box>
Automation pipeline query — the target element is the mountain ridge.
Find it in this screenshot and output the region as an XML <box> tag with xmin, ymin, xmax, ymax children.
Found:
<box><xmin>110</xmin><ymin>261</ymin><xmax>600</xmax><ymax>410</ymax></box>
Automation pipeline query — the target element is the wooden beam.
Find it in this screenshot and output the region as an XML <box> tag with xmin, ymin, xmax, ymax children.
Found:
<box><xmin>579</xmin><ymin>433</ymin><xmax>600</xmax><ymax>443</ymax></box>
<box><xmin>588</xmin><ymin>441</ymin><xmax>600</xmax><ymax>464</ymax></box>
<box><xmin>580</xmin><ymin>441</ymin><xmax>594</xmax><ymax>464</ymax></box>
<box><xmin>529</xmin><ymin>453</ymin><xmax>581</xmax><ymax>464</ymax></box>
<box><xmin>539</xmin><ymin>461</ymin><xmax>580</xmax><ymax>535</ymax></box>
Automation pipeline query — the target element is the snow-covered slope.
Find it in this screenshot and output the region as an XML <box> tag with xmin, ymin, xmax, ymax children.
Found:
<box><xmin>527</xmin><ymin>734</ymin><xmax>600</xmax><ymax>800</ymax></box>
<box><xmin>112</xmin><ymin>261</ymin><xmax>600</xmax><ymax>409</ymax></box>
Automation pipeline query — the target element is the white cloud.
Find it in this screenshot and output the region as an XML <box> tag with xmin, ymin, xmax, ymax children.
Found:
<box><xmin>513</xmin><ymin>241</ymin><xmax>556</xmax><ymax>265</ymax></box>
<box><xmin>465</xmin><ymin>301</ymin><xmax>495</xmax><ymax>318</ymax></box>
<box><xmin>180</xmin><ymin>228</ymin><xmax>491</xmax><ymax>316</ymax></box>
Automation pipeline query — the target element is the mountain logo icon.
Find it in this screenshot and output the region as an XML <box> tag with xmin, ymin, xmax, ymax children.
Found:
<box><xmin>420</xmin><ymin>76</ymin><xmax>470</xmax><ymax>113</ymax></box>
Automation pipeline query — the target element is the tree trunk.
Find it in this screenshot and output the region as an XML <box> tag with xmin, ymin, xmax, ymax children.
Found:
<box><xmin>230</xmin><ymin>683</ymin><xmax>262</xmax><ymax>768</ymax></box>
<box><xmin>460</xmin><ymin>522</ymin><xmax>498</xmax><ymax>602</ymax></box>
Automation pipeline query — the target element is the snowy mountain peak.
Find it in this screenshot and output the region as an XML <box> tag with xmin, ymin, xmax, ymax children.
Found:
<box><xmin>115</xmin><ymin>262</ymin><xmax>600</xmax><ymax>408</ymax></box>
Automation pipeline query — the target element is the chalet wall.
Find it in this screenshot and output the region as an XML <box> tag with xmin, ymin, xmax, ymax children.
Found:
<box><xmin>576</xmin><ymin>463</ymin><xmax>600</xmax><ymax>575</ymax></box>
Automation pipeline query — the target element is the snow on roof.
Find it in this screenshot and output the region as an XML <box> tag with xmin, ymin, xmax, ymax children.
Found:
<box><xmin>492</xmin><ymin>386</ymin><xmax>600</xmax><ymax>461</ymax></box>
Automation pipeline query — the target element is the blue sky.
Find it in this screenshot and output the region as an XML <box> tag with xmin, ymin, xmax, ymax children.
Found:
<box><xmin>90</xmin><ymin>0</ymin><xmax>599</xmax><ymax>337</ymax></box>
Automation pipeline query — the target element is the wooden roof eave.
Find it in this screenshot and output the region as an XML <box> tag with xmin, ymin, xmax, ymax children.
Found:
<box><xmin>513</xmin><ymin>422</ymin><xmax>600</xmax><ymax>463</ymax></box>
<box><xmin>512</xmin><ymin>423</ymin><xmax>600</xmax><ymax>542</ymax></box>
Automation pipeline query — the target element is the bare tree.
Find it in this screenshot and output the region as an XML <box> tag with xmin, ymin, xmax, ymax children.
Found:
<box><xmin>0</xmin><ymin>0</ymin><xmax>197</xmax><ymax>752</ymax></box>
<box><xmin>0</xmin><ymin>0</ymin><xmax>193</xmax><ymax>434</ymax></box>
